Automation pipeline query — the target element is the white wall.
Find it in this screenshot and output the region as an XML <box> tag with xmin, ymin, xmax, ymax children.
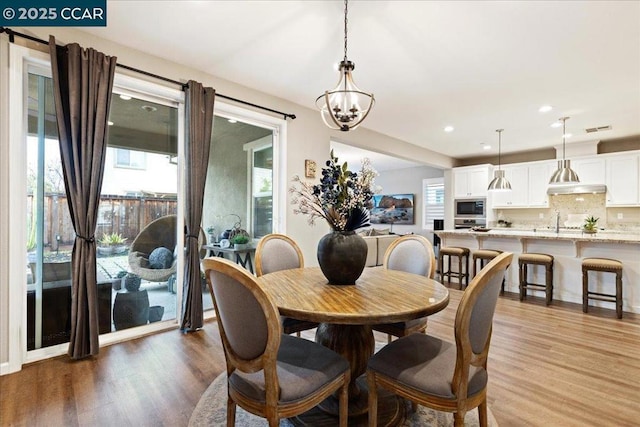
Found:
<box><xmin>101</xmin><ymin>148</ymin><xmax>178</xmax><ymax>195</ymax></box>
<box><xmin>369</xmin><ymin>166</ymin><xmax>444</xmax><ymax>238</ymax></box>
<box><xmin>0</xmin><ymin>27</ymin><xmax>455</xmax><ymax>369</ymax></box>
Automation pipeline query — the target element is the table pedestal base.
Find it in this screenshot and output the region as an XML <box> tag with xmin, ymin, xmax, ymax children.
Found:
<box><xmin>289</xmin><ymin>377</ymin><xmax>407</xmax><ymax>426</ymax></box>
<box><xmin>308</xmin><ymin>323</ymin><xmax>408</xmax><ymax>426</ymax></box>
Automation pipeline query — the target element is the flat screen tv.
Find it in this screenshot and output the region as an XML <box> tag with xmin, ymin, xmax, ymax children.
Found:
<box><xmin>370</xmin><ymin>193</ymin><xmax>414</xmax><ymax>225</ymax></box>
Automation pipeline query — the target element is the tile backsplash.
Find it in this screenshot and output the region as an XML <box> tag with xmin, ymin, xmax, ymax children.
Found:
<box><xmin>492</xmin><ymin>193</ymin><xmax>640</xmax><ymax>231</ymax></box>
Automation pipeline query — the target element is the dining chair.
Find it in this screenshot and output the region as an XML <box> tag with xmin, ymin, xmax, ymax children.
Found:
<box><xmin>255</xmin><ymin>233</ymin><xmax>319</xmax><ymax>336</ymax></box>
<box><xmin>203</xmin><ymin>257</ymin><xmax>350</xmax><ymax>427</ymax></box>
<box><xmin>366</xmin><ymin>252</ymin><xmax>513</xmax><ymax>427</ymax></box>
<box><xmin>372</xmin><ymin>234</ymin><xmax>436</xmax><ymax>342</ymax></box>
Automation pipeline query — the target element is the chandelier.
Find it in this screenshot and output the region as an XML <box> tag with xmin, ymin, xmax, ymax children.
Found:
<box><xmin>549</xmin><ymin>117</ymin><xmax>580</xmax><ymax>185</ymax></box>
<box><xmin>316</xmin><ymin>0</ymin><xmax>374</xmax><ymax>131</ymax></box>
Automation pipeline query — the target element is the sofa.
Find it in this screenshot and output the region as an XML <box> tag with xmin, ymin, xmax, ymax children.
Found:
<box><xmin>362</xmin><ymin>234</ymin><xmax>401</xmax><ymax>267</ymax></box>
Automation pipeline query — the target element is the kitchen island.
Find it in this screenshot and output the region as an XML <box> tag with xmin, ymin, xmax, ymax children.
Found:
<box><xmin>435</xmin><ymin>229</ymin><xmax>640</xmax><ymax>314</ymax></box>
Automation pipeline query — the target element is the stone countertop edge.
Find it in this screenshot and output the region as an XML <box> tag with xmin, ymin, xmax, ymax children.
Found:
<box><xmin>435</xmin><ymin>229</ymin><xmax>640</xmax><ymax>244</ymax></box>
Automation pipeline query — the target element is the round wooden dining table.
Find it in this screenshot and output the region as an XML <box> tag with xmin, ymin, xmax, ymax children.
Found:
<box><xmin>256</xmin><ymin>266</ymin><xmax>450</xmax><ymax>426</ymax></box>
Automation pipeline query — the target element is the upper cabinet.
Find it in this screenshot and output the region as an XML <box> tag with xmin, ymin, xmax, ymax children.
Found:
<box><xmin>491</xmin><ymin>164</ymin><xmax>528</xmax><ymax>208</ymax></box>
<box><xmin>463</xmin><ymin>151</ymin><xmax>640</xmax><ymax>210</ymax></box>
<box><xmin>528</xmin><ymin>161</ymin><xmax>556</xmax><ymax>207</ymax></box>
<box><xmin>491</xmin><ymin>161</ymin><xmax>554</xmax><ymax>209</ymax></box>
<box><xmin>572</xmin><ymin>157</ymin><xmax>606</xmax><ymax>185</ymax></box>
<box><xmin>606</xmin><ymin>153</ymin><xmax>639</xmax><ymax>206</ymax></box>
<box><xmin>453</xmin><ymin>165</ymin><xmax>490</xmax><ymax>198</ymax></box>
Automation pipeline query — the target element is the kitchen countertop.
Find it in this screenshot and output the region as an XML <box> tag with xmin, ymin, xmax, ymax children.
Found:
<box><xmin>435</xmin><ymin>228</ymin><xmax>640</xmax><ymax>244</ymax></box>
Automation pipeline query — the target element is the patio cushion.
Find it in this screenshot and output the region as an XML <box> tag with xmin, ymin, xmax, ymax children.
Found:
<box><xmin>149</xmin><ymin>247</ymin><xmax>173</xmax><ymax>269</ymax></box>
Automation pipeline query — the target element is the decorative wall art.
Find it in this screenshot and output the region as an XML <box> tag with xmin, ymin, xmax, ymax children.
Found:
<box><xmin>370</xmin><ymin>194</ymin><xmax>415</xmax><ymax>225</ymax></box>
<box><xmin>305</xmin><ymin>159</ymin><xmax>317</xmax><ymax>178</ymax></box>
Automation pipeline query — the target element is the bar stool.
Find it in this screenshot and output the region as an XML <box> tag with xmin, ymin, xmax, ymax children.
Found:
<box><xmin>473</xmin><ymin>249</ymin><xmax>505</xmax><ymax>294</ymax></box>
<box><xmin>438</xmin><ymin>246</ymin><xmax>470</xmax><ymax>289</ymax></box>
<box><xmin>518</xmin><ymin>253</ymin><xmax>554</xmax><ymax>305</ymax></box>
<box><xmin>582</xmin><ymin>258</ymin><xmax>623</xmax><ymax>319</ymax></box>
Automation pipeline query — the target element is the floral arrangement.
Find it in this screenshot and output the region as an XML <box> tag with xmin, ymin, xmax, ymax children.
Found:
<box><xmin>290</xmin><ymin>151</ymin><xmax>378</xmax><ymax>232</ymax></box>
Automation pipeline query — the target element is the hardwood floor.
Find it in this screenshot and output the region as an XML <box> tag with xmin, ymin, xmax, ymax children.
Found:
<box><xmin>1</xmin><ymin>289</ymin><xmax>639</xmax><ymax>426</ymax></box>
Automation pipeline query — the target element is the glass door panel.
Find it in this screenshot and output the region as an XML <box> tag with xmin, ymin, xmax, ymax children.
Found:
<box><xmin>102</xmin><ymin>94</ymin><xmax>179</xmax><ymax>331</ymax></box>
<box><xmin>26</xmin><ymin>72</ymin><xmax>75</xmax><ymax>350</ymax></box>
<box><xmin>252</xmin><ymin>145</ymin><xmax>273</xmax><ymax>239</ymax></box>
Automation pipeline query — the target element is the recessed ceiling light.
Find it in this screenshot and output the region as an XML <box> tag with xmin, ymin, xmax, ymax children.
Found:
<box><xmin>550</xmin><ymin>121</ymin><xmax>562</xmax><ymax>128</ymax></box>
<box><xmin>563</xmin><ymin>133</ymin><xmax>572</xmax><ymax>138</ymax></box>
<box><xmin>228</xmin><ymin>119</ymin><xmax>237</xmax><ymax>124</ymax></box>
<box><xmin>444</xmin><ymin>126</ymin><xmax>454</xmax><ymax>133</ymax></box>
<box><xmin>539</xmin><ymin>105</ymin><xmax>553</xmax><ymax>113</ymax></box>
<box><xmin>483</xmin><ymin>145</ymin><xmax>491</xmax><ymax>150</ymax></box>
<box><xmin>119</xmin><ymin>94</ymin><xmax>132</xmax><ymax>101</ymax></box>
<box><xmin>107</xmin><ymin>121</ymin><xmax>114</xmax><ymax>126</ymax></box>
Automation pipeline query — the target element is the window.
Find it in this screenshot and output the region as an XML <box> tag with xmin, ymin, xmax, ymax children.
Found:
<box><xmin>422</xmin><ymin>178</ymin><xmax>444</xmax><ymax>230</ymax></box>
<box><xmin>114</xmin><ymin>148</ymin><xmax>146</xmax><ymax>169</ymax></box>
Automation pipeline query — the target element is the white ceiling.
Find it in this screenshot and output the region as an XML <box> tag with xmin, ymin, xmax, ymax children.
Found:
<box><xmin>81</xmin><ymin>1</ymin><xmax>640</xmax><ymax>159</ymax></box>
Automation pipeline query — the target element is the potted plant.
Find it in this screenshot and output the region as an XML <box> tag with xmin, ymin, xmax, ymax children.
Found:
<box><xmin>124</xmin><ymin>272</ymin><xmax>142</xmax><ymax>292</ymax></box>
<box><xmin>206</xmin><ymin>226</ymin><xmax>216</xmax><ymax>244</ymax></box>
<box><xmin>232</xmin><ymin>233</ymin><xmax>250</xmax><ymax>250</ymax></box>
<box><xmin>114</xmin><ymin>270</ymin><xmax>128</xmax><ymax>291</ymax></box>
<box><xmin>98</xmin><ymin>232</ymin><xmax>128</xmax><ymax>255</ymax></box>
<box><xmin>583</xmin><ymin>215</ymin><xmax>599</xmax><ymax>234</ymax></box>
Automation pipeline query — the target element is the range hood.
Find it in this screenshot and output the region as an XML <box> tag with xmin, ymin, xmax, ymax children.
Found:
<box><xmin>547</xmin><ymin>184</ymin><xmax>607</xmax><ymax>195</ymax></box>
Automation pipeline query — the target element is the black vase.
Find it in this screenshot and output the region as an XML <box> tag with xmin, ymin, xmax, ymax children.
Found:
<box><xmin>317</xmin><ymin>231</ymin><xmax>368</xmax><ymax>286</ymax></box>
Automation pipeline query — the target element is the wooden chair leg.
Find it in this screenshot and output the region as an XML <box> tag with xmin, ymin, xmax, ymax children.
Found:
<box><xmin>339</xmin><ymin>374</ymin><xmax>349</xmax><ymax>427</ymax></box>
<box><xmin>546</xmin><ymin>264</ymin><xmax>553</xmax><ymax>305</ymax></box>
<box><xmin>454</xmin><ymin>410</ymin><xmax>466</xmax><ymax>427</ymax></box>
<box><xmin>582</xmin><ymin>268</ymin><xmax>589</xmax><ymax>313</ymax></box>
<box><xmin>458</xmin><ymin>256</ymin><xmax>464</xmax><ymax>290</ymax></box>
<box><xmin>227</xmin><ymin>395</ymin><xmax>236</xmax><ymax>427</ymax></box>
<box><xmin>478</xmin><ymin>399</ymin><xmax>488</xmax><ymax>427</ymax></box>
<box><xmin>518</xmin><ymin>262</ymin><xmax>525</xmax><ymax>301</ymax></box>
<box><xmin>367</xmin><ymin>371</ymin><xmax>378</xmax><ymax>427</ymax></box>
<box><xmin>465</xmin><ymin>255</ymin><xmax>469</xmax><ymax>288</ymax></box>
<box><xmin>616</xmin><ymin>271</ymin><xmax>623</xmax><ymax>319</ymax></box>
<box><xmin>447</xmin><ymin>255</ymin><xmax>452</xmax><ymax>285</ymax></box>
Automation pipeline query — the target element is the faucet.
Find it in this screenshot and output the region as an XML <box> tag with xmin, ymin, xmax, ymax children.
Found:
<box><xmin>555</xmin><ymin>211</ymin><xmax>560</xmax><ymax>234</ymax></box>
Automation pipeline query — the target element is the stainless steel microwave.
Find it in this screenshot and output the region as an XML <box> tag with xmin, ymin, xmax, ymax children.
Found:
<box><xmin>454</xmin><ymin>198</ymin><xmax>486</xmax><ymax>218</ymax></box>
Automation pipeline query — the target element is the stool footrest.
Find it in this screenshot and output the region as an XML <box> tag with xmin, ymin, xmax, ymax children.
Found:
<box><xmin>521</xmin><ymin>282</ymin><xmax>547</xmax><ymax>291</ymax></box>
<box><xmin>586</xmin><ymin>292</ymin><xmax>618</xmax><ymax>303</ymax></box>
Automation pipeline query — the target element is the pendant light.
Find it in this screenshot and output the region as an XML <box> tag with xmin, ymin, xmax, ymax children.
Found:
<box><xmin>549</xmin><ymin>116</ymin><xmax>580</xmax><ymax>185</ymax></box>
<box><xmin>316</xmin><ymin>0</ymin><xmax>375</xmax><ymax>131</ymax></box>
<box><xmin>487</xmin><ymin>129</ymin><xmax>512</xmax><ymax>191</ymax></box>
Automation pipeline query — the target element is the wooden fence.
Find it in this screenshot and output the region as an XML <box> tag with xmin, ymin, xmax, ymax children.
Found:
<box><xmin>28</xmin><ymin>193</ymin><xmax>178</xmax><ymax>248</ymax></box>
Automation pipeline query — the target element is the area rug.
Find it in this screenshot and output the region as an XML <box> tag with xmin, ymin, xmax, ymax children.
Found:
<box><xmin>189</xmin><ymin>373</ymin><xmax>498</xmax><ymax>427</ymax></box>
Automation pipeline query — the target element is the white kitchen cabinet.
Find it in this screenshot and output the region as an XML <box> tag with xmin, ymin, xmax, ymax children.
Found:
<box><xmin>491</xmin><ymin>165</ymin><xmax>528</xmax><ymax>208</ymax></box>
<box><xmin>572</xmin><ymin>157</ymin><xmax>605</xmax><ymax>185</ymax></box>
<box><xmin>528</xmin><ymin>161</ymin><xmax>555</xmax><ymax>207</ymax></box>
<box><xmin>606</xmin><ymin>154</ymin><xmax>639</xmax><ymax>206</ymax></box>
<box><xmin>453</xmin><ymin>165</ymin><xmax>490</xmax><ymax>198</ymax></box>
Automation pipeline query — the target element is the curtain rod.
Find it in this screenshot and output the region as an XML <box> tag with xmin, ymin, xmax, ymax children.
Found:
<box><xmin>0</xmin><ymin>27</ymin><xmax>297</xmax><ymax>121</ymax></box>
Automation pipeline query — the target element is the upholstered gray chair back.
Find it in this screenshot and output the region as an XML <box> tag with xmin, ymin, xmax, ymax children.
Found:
<box><xmin>257</xmin><ymin>235</ymin><xmax>303</xmax><ymax>275</ymax></box>
<box><xmin>457</xmin><ymin>252</ymin><xmax>512</xmax><ymax>355</ymax></box>
<box><xmin>209</xmin><ymin>269</ymin><xmax>269</xmax><ymax>360</ymax></box>
<box><xmin>468</xmin><ymin>270</ymin><xmax>503</xmax><ymax>354</ymax></box>
<box><xmin>385</xmin><ymin>235</ymin><xmax>436</xmax><ymax>278</ymax></box>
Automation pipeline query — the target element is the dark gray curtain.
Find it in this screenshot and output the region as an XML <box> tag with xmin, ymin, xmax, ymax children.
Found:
<box><xmin>181</xmin><ymin>80</ymin><xmax>215</xmax><ymax>331</ymax></box>
<box><xmin>49</xmin><ymin>36</ymin><xmax>117</xmax><ymax>358</ymax></box>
